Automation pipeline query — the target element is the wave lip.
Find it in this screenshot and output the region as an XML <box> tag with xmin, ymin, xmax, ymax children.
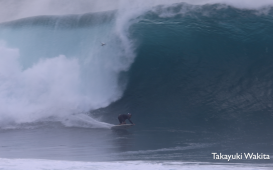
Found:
<box><xmin>2</xmin><ymin>0</ymin><xmax>273</xmax><ymax>23</ymax></box>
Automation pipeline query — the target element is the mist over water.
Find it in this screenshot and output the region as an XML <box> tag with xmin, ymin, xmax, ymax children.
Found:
<box><xmin>0</xmin><ymin>10</ymin><xmax>136</xmax><ymax>128</ymax></box>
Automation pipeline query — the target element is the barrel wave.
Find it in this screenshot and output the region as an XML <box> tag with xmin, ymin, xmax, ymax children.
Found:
<box><xmin>0</xmin><ymin>3</ymin><xmax>273</xmax><ymax>132</ymax></box>
<box><xmin>102</xmin><ymin>4</ymin><xmax>273</xmax><ymax>132</ymax></box>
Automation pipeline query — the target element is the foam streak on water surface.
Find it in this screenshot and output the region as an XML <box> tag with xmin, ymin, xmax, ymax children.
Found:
<box><xmin>0</xmin><ymin>158</ymin><xmax>272</xmax><ymax>170</ymax></box>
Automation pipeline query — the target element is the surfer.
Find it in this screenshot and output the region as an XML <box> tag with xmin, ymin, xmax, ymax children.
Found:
<box><xmin>118</xmin><ymin>113</ymin><xmax>135</xmax><ymax>125</ymax></box>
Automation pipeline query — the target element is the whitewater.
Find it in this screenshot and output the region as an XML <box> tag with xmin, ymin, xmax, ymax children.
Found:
<box><xmin>1</xmin><ymin>0</ymin><xmax>273</xmax><ymax>169</ymax></box>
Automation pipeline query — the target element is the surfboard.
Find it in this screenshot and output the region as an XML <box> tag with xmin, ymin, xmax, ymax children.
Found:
<box><xmin>111</xmin><ymin>124</ymin><xmax>134</xmax><ymax>130</ymax></box>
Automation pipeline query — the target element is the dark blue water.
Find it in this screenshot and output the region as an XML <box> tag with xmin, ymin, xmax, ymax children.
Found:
<box><xmin>103</xmin><ymin>4</ymin><xmax>273</xmax><ymax>131</ymax></box>
<box><xmin>99</xmin><ymin>4</ymin><xmax>273</xmax><ymax>163</ymax></box>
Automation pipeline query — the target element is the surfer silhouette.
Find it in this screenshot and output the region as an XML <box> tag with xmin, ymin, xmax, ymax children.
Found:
<box><xmin>118</xmin><ymin>113</ymin><xmax>134</xmax><ymax>125</ymax></box>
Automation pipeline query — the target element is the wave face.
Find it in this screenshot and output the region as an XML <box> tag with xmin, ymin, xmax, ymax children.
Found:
<box><xmin>103</xmin><ymin>4</ymin><xmax>273</xmax><ymax>131</ymax></box>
